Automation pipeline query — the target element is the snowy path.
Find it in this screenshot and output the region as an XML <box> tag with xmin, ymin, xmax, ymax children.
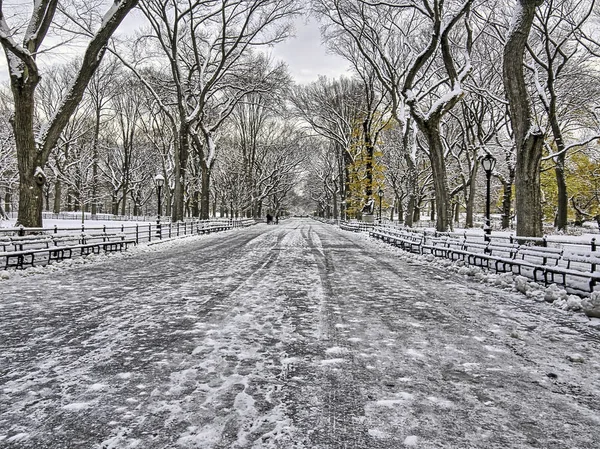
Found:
<box><xmin>1</xmin><ymin>219</ymin><xmax>599</xmax><ymax>449</ymax></box>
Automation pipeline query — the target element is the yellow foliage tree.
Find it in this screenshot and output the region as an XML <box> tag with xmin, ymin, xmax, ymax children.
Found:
<box><xmin>566</xmin><ymin>152</ymin><xmax>600</xmax><ymax>223</ymax></box>
<box><xmin>541</xmin><ymin>151</ymin><xmax>600</xmax><ymax>225</ymax></box>
<box><xmin>346</xmin><ymin>122</ymin><xmax>387</xmax><ymax>218</ymax></box>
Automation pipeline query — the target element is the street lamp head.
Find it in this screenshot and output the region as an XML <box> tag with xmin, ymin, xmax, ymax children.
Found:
<box><xmin>481</xmin><ymin>154</ymin><xmax>496</xmax><ymax>173</ymax></box>
<box><xmin>377</xmin><ymin>188</ymin><xmax>384</xmax><ymax>198</ymax></box>
<box><xmin>154</xmin><ymin>174</ymin><xmax>165</xmax><ymax>188</ymax></box>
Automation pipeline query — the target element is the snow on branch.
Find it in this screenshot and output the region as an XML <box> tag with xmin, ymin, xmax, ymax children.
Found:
<box><xmin>542</xmin><ymin>135</ymin><xmax>600</xmax><ymax>161</ymax></box>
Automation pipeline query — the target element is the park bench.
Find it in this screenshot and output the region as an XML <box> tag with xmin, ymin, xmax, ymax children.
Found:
<box><xmin>423</xmin><ymin>237</ymin><xmax>484</xmax><ymax>261</ymax></box>
<box><xmin>490</xmin><ymin>245</ymin><xmax>564</xmax><ymax>283</ymax></box>
<box><xmin>540</xmin><ymin>248</ymin><xmax>600</xmax><ymax>293</ymax></box>
<box><xmin>1</xmin><ymin>232</ymin><xmax>136</xmax><ymax>269</ymax></box>
<box><xmin>370</xmin><ymin>226</ymin><xmax>423</xmax><ymax>253</ymax></box>
<box><xmin>76</xmin><ymin>231</ymin><xmax>136</xmax><ymax>254</ymax></box>
<box><xmin>197</xmin><ymin>220</ymin><xmax>232</xmax><ymax>234</ymax></box>
<box><xmin>340</xmin><ymin>222</ymin><xmax>360</xmax><ymax>232</ymax></box>
<box><xmin>464</xmin><ymin>241</ymin><xmax>521</xmax><ymax>269</ymax></box>
<box><xmin>421</xmin><ymin>236</ymin><xmax>452</xmax><ymax>256</ymax></box>
<box><xmin>1</xmin><ymin>234</ymin><xmax>56</xmax><ymax>269</ymax></box>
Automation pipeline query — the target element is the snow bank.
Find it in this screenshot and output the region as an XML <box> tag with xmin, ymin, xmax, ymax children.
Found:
<box><xmin>582</xmin><ymin>292</ymin><xmax>600</xmax><ymax>318</ymax></box>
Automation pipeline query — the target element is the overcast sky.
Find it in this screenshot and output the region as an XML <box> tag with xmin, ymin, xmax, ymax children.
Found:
<box><xmin>0</xmin><ymin>9</ymin><xmax>351</xmax><ymax>86</ymax></box>
<box><xmin>271</xmin><ymin>16</ymin><xmax>352</xmax><ymax>84</ymax></box>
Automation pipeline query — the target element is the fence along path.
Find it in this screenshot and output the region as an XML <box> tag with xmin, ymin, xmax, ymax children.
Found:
<box><xmin>0</xmin><ymin>218</ymin><xmax>256</xmax><ymax>269</ymax></box>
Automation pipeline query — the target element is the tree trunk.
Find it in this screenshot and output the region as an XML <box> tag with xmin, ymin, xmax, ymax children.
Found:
<box><xmin>454</xmin><ymin>199</ymin><xmax>460</xmax><ymax>223</ymax></box>
<box><xmin>332</xmin><ymin>190</ymin><xmax>338</xmax><ymax>219</ymax></box>
<box><xmin>554</xmin><ymin>151</ymin><xmax>568</xmax><ymax>231</ymax></box>
<box><xmin>191</xmin><ymin>190</ymin><xmax>200</xmax><ymax>218</ymax></box>
<box><xmin>413</xmin><ymin>203</ymin><xmax>420</xmax><ymax>223</ymax></box>
<box><xmin>503</xmin><ymin>0</ymin><xmax>545</xmax><ymax>237</ymax></box>
<box><xmin>200</xmin><ymin>164</ymin><xmax>210</xmax><ymax>220</ymax></box>
<box><xmin>4</xmin><ymin>191</ymin><xmax>12</xmax><ymax>214</ymax></box>
<box><xmin>402</xmin><ymin>123</ymin><xmax>416</xmax><ymax>227</ymax></box>
<box><xmin>172</xmin><ymin>127</ymin><xmax>189</xmax><ymax>222</ymax></box>
<box><xmin>53</xmin><ymin>181</ymin><xmax>62</xmax><ymax>214</ymax></box>
<box><xmin>397</xmin><ymin>197</ymin><xmax>404</xmax><ymax>222</ymax></box>
<box><xmin>424</xmin><ymin>127</ymin><xmax>449</xmax><ymax>231</ymax></box>
<box><xmin>91</xmin><ymin>107</ymin><xmax>100</xmax><ymax>216</ymax></box>
<box><xmin>13</xmin><ymin>82</ymin><xmax>45</xmax><ymax>227</ymax></box>
<box><xmin>465</xmin><ymin>163</ymin><xmax>478</xmax><ymax>227</ymax></box>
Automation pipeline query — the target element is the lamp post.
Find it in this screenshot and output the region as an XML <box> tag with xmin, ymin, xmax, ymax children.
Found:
<box><xmin>377</xmin><ymin>188</ymin><xmax>384</xmax><ymax>223</ymax></box>
<box><xmin>155</xmin><ymin>174</ymin><xmax>165</xmax><ymax>239</ymax></box>
<box><xmin>481</xmin><ymin>154</ymin><xmax>496</xmax><ymax>240</ymax></box>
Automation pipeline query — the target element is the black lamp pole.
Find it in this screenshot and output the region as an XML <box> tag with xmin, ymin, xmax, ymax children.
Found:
<box><xmin>481</xmin><ymin>155</ymin><xmax>496</xmax><ymax>241</ymax></box>
<box><xmin>155</xmin><ymin>174</ymin><xmax>165</xmax><ymax>239</ymax></box>
<box><xmin>378</xmin><ymin>188</ymin><xmax>384</xmax><ymax>222</ymax></box>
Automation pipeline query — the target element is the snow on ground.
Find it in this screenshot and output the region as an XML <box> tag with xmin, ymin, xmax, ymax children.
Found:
<box><xmin>1</xmin><ymin>219</ymin><xmax>599</xmax><ymax>448</ymax></box>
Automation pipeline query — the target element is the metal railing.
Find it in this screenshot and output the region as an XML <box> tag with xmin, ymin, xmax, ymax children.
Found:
<box><xmin>0</xmin><ymin>218</ymin><xmax>256</xmax><ymax>245</ymax></box>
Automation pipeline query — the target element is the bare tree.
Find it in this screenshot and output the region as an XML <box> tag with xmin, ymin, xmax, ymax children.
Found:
<box><xmin>0</xmin><ymin>0</ymin><xmax>139</xmax><ymax>227</ymax></box>
<box><xmin>317</xmin><ymin>0</ymin><xmax>474</xmax><ymax>231</ymax></box>
<box><xmin>503</xmin><ymin>0</ymin><xmax>545</xmax><ymax>237</ymax></box>
<box><xmin>117</xmin><ymin>0</ymin><xmax>299</xmax><ymax>221</ymax></box>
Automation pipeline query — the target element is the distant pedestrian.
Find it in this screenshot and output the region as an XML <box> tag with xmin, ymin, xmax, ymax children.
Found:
<box><xmin>275</xmin><ymin>215</ymin><xmax>279</xmax><ymax>225</ymax></box>
<box><xmin>266</xmin><ymin>213</ymin><xmax>273</xmax><ymax>224</ymax></box>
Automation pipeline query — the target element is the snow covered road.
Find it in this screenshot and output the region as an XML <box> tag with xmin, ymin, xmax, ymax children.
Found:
<box><xmin>1</xmin><ymin>218</ymin><xmax>599</xmax><ymax>448</ymax></box>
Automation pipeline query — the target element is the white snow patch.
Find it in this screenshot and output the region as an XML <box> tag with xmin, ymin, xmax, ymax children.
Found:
<box><xmin>427</xmin><ymin>396</ymin><xmax>455</xmax><ymax>408</ymax></box>
<box><xmin>406</xmin><ymin>349</ymin><xmax>425</xmax><ymax>358</ymax></box>
<box><xmin>368</xmin><ymin>428</ymin><xmax>390</xmax><ymax>438</ymax></box>
<box><xmin>63</xmin><ymin>402</ymin><xmax>91</xmax><ymax>411</ymax></box>
<box><xmin>320</xmin><ymin>358</ymin><xmax>346</xmax><ymax>366</ymax></box>
<box><xmin>7</xmin><ymin>433</ymin><xmax>29</xmax><ymax>442</ymax></box>
<box><xmin>325</xmin><ymin>346</ymin><xmax>349</xmax><ymax>355</ymax></box>
<box><xmin>404</xmin><ymin>435</ymin><xmax>419</xmax><ymax>446</ymax></box>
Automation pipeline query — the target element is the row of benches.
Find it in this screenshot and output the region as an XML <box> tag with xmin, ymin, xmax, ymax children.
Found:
<box><xmin>0</xmin><ymin>218</ymin><xmax>255</xmax><ymax>270</ymax></box>
<box><xmin>369</xmin><ymin>226</ymin><xmax>600</xmax><ymax>294</ymax></box>
<box><xmin>0</xmin><ymin>232</ymin><xmax>136</xmax><ymax>269</ymax></box>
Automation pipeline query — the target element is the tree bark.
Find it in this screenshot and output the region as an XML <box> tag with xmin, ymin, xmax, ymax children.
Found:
<box><xmin>554</xmin><ymin>153</ymin><xmax>568</xmax><ymax>231</ymax></box>
<box><xmin>53</xmin><ymin>180</ymin><xmax>61</xmax><ymax>214</ymax></box>
<box><xmin>503</xmin><ymin>0</ymin><xmax>545</xmax><ymax>237</ymax></box>
<box><xmin>201</xmin><ymin>163</ymin><xmax>210</xmax><ymax>220</ymax></box>
<box><xmin>465</xmin><ymin>163</ymin><xmax>478</xmax><ymax>228</ymax></box>
<box><xmin>423</xmin><ymin>125</ymin><xmax>449</xmax><ymax>231</ymax></box>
